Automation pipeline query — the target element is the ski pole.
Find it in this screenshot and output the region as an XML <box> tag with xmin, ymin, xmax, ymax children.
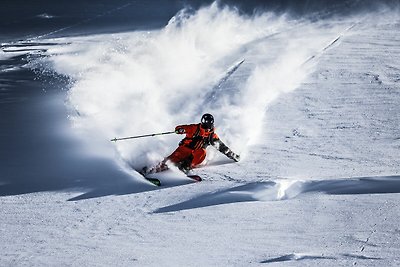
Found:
<box><xmin>111</xmin><ymin>131</ymin><xmax>175</xmax><ymax>142</ymax></box>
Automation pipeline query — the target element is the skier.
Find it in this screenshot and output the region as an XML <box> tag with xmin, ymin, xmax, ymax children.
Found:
<box><xmin>143</xmin><ymin>113</ymin><xmax>240</xmax><ymax>174</ymax></box>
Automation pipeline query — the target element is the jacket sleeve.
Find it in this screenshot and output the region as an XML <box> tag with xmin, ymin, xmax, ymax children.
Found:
<box><xmin>175</xmin><ymin>124</ymin><xmax>192</xmax><ymax>135</ymax></box>
<box><xmin>211</xmin><ymin>134</ymin><xmax>240</xmax><ymax>162</ymax></box>
<box><xmin>175</xmin><ymin>125</ymin><xmax>186</xmax><ymax>134</ymax></box>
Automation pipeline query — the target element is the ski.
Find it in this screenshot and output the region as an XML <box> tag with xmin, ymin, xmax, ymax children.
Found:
<box><xmin>187</xmin><ymin>174</ymin><xmax>202</xmax><ymax>182</ymax></box>
<box><xmin>141</xmin><ymin>173</ymin><xmax>201</xmax><ymax>186</ymax></box>
<box><xmin>144</xmin><ymin>175</ymin><xmax>201</xmax><ymax>186</ymax></box>
<box><xmin>136</xmin><ymin>167</ymin><xmax>202</xmax><ymax>186</ymax></box>
<box><xmin>144</xmin><ymin>177</ymin><xmax>161</xmax><ymax>186</ymax></box>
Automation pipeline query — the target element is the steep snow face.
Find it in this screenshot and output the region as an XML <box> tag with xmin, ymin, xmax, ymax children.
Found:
<box><xmin>34</xmin><ymin>3</ymin><xmax>351</xmax><ymax>169</ymax></box>
<box><xmin>246</xmin><ymin>11</ymin><xmax>400</xmax><ymax>181</ymax></box>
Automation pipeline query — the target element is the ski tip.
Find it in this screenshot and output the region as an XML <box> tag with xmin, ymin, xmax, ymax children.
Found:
<box><xmin>187</xmin><ymin>175</ymin><xmax>202</xmax><ymax>182</ymax></box>
<box><xmin>145</xmin><ymin>177</ymin><xmax>161</xmax><ymax>186</ymax></box>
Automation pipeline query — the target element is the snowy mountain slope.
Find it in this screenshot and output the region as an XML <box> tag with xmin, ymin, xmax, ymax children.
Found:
<box><xmin>1</xmin><ymin>3</ymin><xmax>400</xmax><ymax>267</ymax></box>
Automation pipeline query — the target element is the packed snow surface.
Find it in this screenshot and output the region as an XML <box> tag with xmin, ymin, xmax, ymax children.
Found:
<box><xmin>1</xmin><ymin>3</ymin><xmax>400</xmax><ymax>266</ymax></box>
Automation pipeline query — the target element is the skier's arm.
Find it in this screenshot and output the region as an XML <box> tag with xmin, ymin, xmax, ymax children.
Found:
<box><xmin>212</xmin><ymin>137</ymin><xmax>240</xmax><ymax>162</ymax></box>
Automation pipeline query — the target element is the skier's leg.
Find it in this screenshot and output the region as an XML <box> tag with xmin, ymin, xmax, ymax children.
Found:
<box><xmin>177</xmin><ymin>155</ymin><xmax>194</xmax><ymax>173</ymax></box>
<box><xmin>167</xmin><ymin>146</ymin><xmax>192</xmax><ymax>163</ymax></box>
<box><xmin>190</xmin><ymin>148</ymin><xmax>207</xmax><ymax>168</ymax></box>
<box><xmin>169</xmin><ymin>146</ymin><xmax>194</xmax><ymax>172</ymax></box>
<box><xmin>143</xmin><ymin>159</ymin><xmax>169</xmax><ymax>174</ymax></box>
<box><xmin>146</xmin><ymin>146</ymin><xmax>192</xmax><ymax>174</ymax></box>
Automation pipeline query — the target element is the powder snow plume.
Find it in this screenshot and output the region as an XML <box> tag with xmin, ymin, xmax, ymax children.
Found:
<box><xmin>37</xmin><ymin>2</ymin><xmax>347</xmax><ymax>168</ymax></box>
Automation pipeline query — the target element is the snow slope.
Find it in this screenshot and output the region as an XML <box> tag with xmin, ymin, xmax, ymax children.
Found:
<box><xmin>1</xmin><ymin>3</ymin><xmax>400</xmax><ymax>267</ymax></box>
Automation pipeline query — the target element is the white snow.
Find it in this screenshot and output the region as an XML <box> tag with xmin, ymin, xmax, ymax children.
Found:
<box><xmin>1</xmin><ymin>4</ymin><xmax>400</xmax><ymax>267</ymax></box>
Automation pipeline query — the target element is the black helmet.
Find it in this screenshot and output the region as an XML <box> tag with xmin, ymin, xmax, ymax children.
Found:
<box><xmin>201</xmin><ymin>113</ymin><xmax>214</xmax><ymax>129</ymax></box>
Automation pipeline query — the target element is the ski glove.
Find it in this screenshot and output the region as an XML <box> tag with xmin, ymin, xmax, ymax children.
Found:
<box><xmin>175</xmin><ymin>128</ymin><xmax>185</xmax><ymax>134</ymax></box>
<box><xmin>226</xmin><ymin>151</ymin><xmax>240</xmax><ymax>162</ymax></box>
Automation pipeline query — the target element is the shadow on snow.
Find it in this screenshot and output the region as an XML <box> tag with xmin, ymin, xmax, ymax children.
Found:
<box><xmin>260</xmin><ymin>253</ymin><xmax>382</xmax><ymax>264</ymax></box>
<box><xmin>154</xmin><ymin>175</ymin><xmax>400</xmax><ymax>213</ymax></box>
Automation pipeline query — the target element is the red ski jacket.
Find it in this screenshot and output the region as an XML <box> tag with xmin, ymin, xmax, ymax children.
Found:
<box><xmin>175</xmin><ymin>124</ymin><xmax>220</xmax><ymax>150</ymax></box>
